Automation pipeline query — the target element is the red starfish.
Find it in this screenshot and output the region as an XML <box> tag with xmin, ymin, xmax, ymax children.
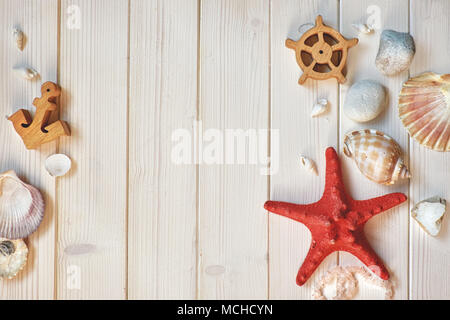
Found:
<box><xmin>265</xmin><ymin>147</ymin><xmax>407</xmax><ymax>286</ymax></box>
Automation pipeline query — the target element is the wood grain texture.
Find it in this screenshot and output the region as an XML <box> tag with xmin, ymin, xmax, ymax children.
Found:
<box><xmin>410</xmin><ymin>0</ymin><xmax>450</xmax><ymax>300</ymax></box>
<box><xmin>0</xmin><ymin>0</ymin><xmax>58</xmax><ymax>300</ymax></box>
<box><xmin>339</xmin><ymin>0</ymin><xmax>410</xmax><ymax>300</ymax></box>
<box><xmin>270</xmin><ymin>0</ymin><xmax>339</xmax><ymax>299</ymax></box>
<box><xmin>128</xmin><ymin>0</ymin><xmax>198</xmax><ymax>299</ymax></box>
<box><xmin>57</xmin><ymin>0</ymin><xmax>128</xmax><ymax>299</ymax></box>
<box><xmin>198</xmin><ymin>0</ymin><xmax>269</xmax><ymax>299</ymax></box>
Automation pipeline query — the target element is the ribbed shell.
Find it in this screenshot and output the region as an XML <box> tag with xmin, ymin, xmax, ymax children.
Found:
<box><xmin>0</xmin><ymin>171</ymin><xmax>45</xmax><ymax>240</ymax></box>
<box><xmin>343</xmin><ymin>130</ymin><xmax>410</xmax><ymax>185</ymax></box>
<box><xmin>399</xmin><ymin>72</ymin><xmax>450</xmax><ymax>151</ymax></box>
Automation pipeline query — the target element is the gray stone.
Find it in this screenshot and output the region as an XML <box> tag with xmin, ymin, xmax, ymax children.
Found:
<box><xmin>344</xmin><ymin>80</ymin><xmax>387</xmax><ymax>123</ymax></box>
<box><xmin>375</xmin><ymin>30</ymin><xmax>415</xmax><ymax>76</ymax></box>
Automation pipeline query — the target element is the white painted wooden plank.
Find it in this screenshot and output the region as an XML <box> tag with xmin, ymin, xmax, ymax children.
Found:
<box><xmin>410</xmin><ymin>0</ymin><xmax>450</xmax><ymax>300</ymax></box>
<box><xmin>198</xmin><ymin>0</ymin><xmax>269</xmax><ymax>299</ymax></box>
<box><xmin>57</xmin><ymin>0</ymin><xmax>128</xmax><ymax>299</ymax></box>
<box><xmin>128</xmin><ymin>0</ymin><xmax>198</xmax><ymax>299</ymax></box>
<box><xmin>339</xmin><ymin>0</ymin><xmax>410</xmax><ymax>300</ymax></box>
<box><xmin>270</xmin><ymin>0</ymin><xmax>339</xmax><ymax>299</ymax></box>
<box><xmin>0</xmin><ymin>0</ymin><xmax>58</xmax><ymax>300</ymax></box>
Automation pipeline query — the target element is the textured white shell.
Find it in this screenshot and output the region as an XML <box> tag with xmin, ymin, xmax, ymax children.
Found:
<box><xmin>343</xmin><ymin>130</ymin><xmax>410</xmax><ymax>185</ymax></box>
<box><xmin>45</xmin><ymin>154</ymin><xmax>72</xmax><ymax>177</ymax></box>
<box><xmin>344</xmin><ymin>80</ymin><xmax>387</xmax><ymax>122</ymax></box>
<box><xmin>0</xmin><ymin>238</ymin><xmax>28</xmax><ymax>279</ymax></box>
<box><xmin>399</xmin><ymin>72</ymin><xmax>450</xmax><ymax>151</ymax></box>
<box><xmin>411</xmin><ymin>196</ymin><xmax>446</xmax><ymax>236</ymax></box>
<box><xmin>13</xmin><ymin>66</ymin><xmax>39</xmax><ymax>80</ymax></box>
<box><xmin>311</xmin><ymin>99</ymin><xmax>329</xmax><ymax>117</ymax></box>
<box><xmin>0</xmin><ymin>171</ymin><xmax>45</xmax><ymax>240</ymax></box>
<box><xmin>12</xmin><ymin>28</ymin><xmax>25</xmax><ymax>51</ymax></box>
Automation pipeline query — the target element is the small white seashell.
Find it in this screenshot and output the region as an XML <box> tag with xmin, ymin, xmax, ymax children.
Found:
<box><xmin>311</xmin><ymin>99</ymin><xmax>329</xmax><ymax>118</ymax></box>
<box><xmin>0</xmin><ymin>238</ymin><xmax>28</xmax><ymax>280</ymax></box>
<box><xmin>45</xmin><ymin>154</ymin><xmax>72</xmax><ymax>177</ymax></box>
<box><xmin>344</xmin><ymin>80</ymin><xmax>387</xmax><ymax>122</ymax></box>
<box><xmin>13</xmin><ymin>66</ymin><xmax>39</xmax><ymax>81</ymax></box>
<box><xmin>352</xmin><ymin>23</ymin><xmax>373</xmax><ymax>35</ymax></box>
<box><xmin>12</xmin><ymin>28</ymin><xmax>25</xmax><ymax>51</ymax></box>
<box><xmin>300</xmin><ymin>156</ymin><xmax>318</xmax><ymax>176</ymax></box>
<box><xmin>411</xmin><ymin>197</ymin><xmax>447</xmax><ymax>236</ymax></box>
<box><xmin>0</xmin><ymin>170</ymin><xmax>45</xmax><ymax>240</ymax></box>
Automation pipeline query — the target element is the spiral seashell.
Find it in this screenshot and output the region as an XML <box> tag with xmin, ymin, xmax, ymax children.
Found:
<box><xmin>0</xmin><ymin>171</ymin><xmax>45</xmax><ymax>240</ymax></box>
<box><xmin>12</xmin><ymin>28</ymin><xmax>25</xmax><ymax>51</ymax></box>
<box><xmin>343</xmin><ymin>130</ymin><xmax>410</xmax><ymax>185</ymax></box>
<box><xmin>399</xmin><ymin>72</ymin><xmax>450</xmax><ymax>152</ymax></box>
<box><xmin>300</xmin><ymin>156</ymin><xmax>318</xmax><ymax>176</ymax></box>
<box><xmin>0</xmin><ymin>238</ymin><xmax>28</xmax><ymax>279</ymax></box>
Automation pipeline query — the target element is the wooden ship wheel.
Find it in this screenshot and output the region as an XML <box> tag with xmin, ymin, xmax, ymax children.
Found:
<box><xmin>286</xmin><ymin>15</ymin><xmax>358</xmax><ymax>84</ymax></box>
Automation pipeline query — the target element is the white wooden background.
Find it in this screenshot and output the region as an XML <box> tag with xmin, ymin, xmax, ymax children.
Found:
<box><xmin>0</xmin><ymin>0</ymin><xmax>449</xmax><ymax>300</ymax></box>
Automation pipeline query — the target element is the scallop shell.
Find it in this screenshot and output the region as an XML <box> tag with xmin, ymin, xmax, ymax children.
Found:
<box><xmin>0</xmin><ymin>171</ymin><xmax>45</xmax><ymax>240</ymax></box>
<box><xmin>343</xmin><ymin>130</ymin><xmax>410</xmax><ymax>185</ymax></box>
<box><xmin>0</xmin><ymin>238</ymin><xmax>28</xmax><ymax>279</ymax></box>
<box><xmin>45</xmin><ymin>154</ymin><xmax>72</xmax><ymax>177</ymax></box>
<box><xmin>311</xmin><ymin>99</ymin><xmax>329</xmax><ymax>117</ymax></box>
<box><xmin>399</xmin><ymin>72</ymin><xmax>450</xmax><ymax>151</ymax></box>
<box><xmin>12</xmin><ymin>28</ymin><xmax>25</xmax><ymax>51</ymax></box>
<box><xmin>13</xmin><ymin>66</ymin><xmax>39</xmax><ymax>81</ymax></box>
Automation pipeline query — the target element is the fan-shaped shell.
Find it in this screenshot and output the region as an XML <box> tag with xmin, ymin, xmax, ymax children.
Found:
<box><xmin>399</xmin><ymin>72</ymin><xmax>450</xmax><ymax>151</ymax></box>
<box><xmin>343</xmin><ymin>130</ymin><xmax>410</xmax><ymax>185</ymax></box>
<box><xmin>0</xmin><ymin>238</ymin><xmax>28</xmax><ymax>279</ymax></box>
<box><xmin>0</xmin><ymin>171</ymin><xmax>45</xmax><ymax>240</ymax></box>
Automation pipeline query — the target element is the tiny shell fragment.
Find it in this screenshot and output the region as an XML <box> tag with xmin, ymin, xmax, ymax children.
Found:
<box><xmin>411</xmin><ymin>196</ymin><xmax>447</xmax><ymax>236</ymax></box>
<box><xmin>351</xmin><ymin>23</ymin><xmax>373</xmax><ymax>35</ymax></box>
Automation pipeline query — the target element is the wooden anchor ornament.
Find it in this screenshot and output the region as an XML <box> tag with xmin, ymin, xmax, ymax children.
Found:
<box><xmin>286</xmin><ymin>15</ymin><xmax>358</xmax><ymax>84</ymax></box>
<box><xmin>9</xmin><ymin>82</ymin><xmax>70</xmax><ymax>150</ymax></box>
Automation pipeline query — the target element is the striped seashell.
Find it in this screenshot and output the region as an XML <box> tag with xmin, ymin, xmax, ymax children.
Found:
<box><xmin>399</xmin><ymin>72</ymin><xmax>450</xmax><ymax>152</ymax></box>
<box><xmin>343</xmin><ymin>130</ymin><xmax>410</xmax><ymax>185</ymax></box>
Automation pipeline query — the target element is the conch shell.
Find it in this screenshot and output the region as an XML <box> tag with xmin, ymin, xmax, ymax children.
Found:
<box><xmin>0</xmin><ymin>171</ymin><xmax>45</xmax><ymax>240</ymax></box>
<box><xmin>0</xmin><ymin>238</ymin><xmax>28</xmax><ymax>279</ymax></box>
<box><xmin>343</xmin><ymin>130</ymin><xmax>410</xmax><ymax>185</ymax></box>
<box><xmin>399</xmin><ymin>72</ymin><xmax>450</xmax><ymax>151</ymax></box>
<box><xmin>300</xmin><ymin>156</ymin><xmax>318</xmax><ymax>176</ymax></box>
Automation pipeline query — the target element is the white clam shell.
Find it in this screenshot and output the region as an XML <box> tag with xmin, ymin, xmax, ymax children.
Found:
<box><xmin>411</xmin><ymin>196</ymin><xmax>447</xmax><ymax>236</ymax></box>
<box><xmin>45</xmin><ymin>154</ymin><xmax>72</xmax><ymax>177</ymax></box>
<box><xmin>300</xmin><ymin>156</ymin><xmax>318</xmax><ymax>176</ymax></box>
<box><xmin>0</xmin><ymin>238</ymin><xmax>28</xmax><ymax>280</ymax></box>
<box><xmin>311</xmin><ymin>99</ymin><xmax>329</xmax><ymax>118</ymax></box>
<box><xmin>13</xmin><ymin>66</ymin><xmax>39</xmax><ymax>81</ymax></box>
<box><xmin>344</xmin><ymin>80</ymin><xmax>387</xmax><ymax>122</ymax></box>
<box><xmin>343</xmin><ymin>130</ymin><xmax>410</xmax><ymax>185</ymax></box>
<box><xmin>12</xmin><ymin>28</ymin><xmax>25</xmax><ymax>51</ymax></box>
<box><xmin>0</xmin><ymin>171</ymin><xmax>45</xmax><ymax>240</ymax></box>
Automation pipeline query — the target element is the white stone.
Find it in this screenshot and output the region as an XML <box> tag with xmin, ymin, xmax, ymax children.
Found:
<box><xmin>344</xmin><ymin>80</ymin><xmax>387</xmax><ymax>122</ymax></box>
